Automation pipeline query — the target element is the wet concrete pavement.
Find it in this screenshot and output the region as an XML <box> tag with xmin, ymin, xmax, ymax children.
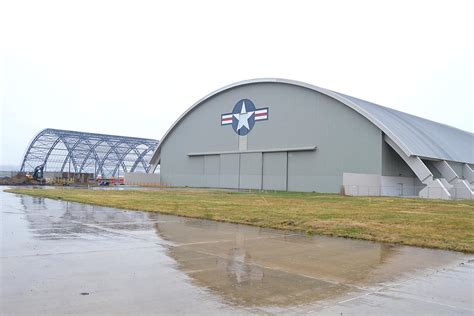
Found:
<box><xmin>1</xmin><ymin>188</ymin><xmax>473</xmax><ymax>315</ymax></box>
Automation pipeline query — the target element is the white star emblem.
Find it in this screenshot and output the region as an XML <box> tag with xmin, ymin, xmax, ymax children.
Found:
<box><xmin>233</xmin><ymin>101</ymin><xmax>254</xmax><ymax>131</ymax></box>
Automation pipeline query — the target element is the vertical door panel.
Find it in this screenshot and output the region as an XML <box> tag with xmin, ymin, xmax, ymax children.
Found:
<box><xmin>239</xmin><ymin>152</ymin><xmax>262</xmax><ymax>190</ymax></box>
<box><xmin>219</xmin><ymin>154</ymin><xmax>239</xmax><ymax>188</ymax></box>
<box><xmin>262</xmin><ymin>152</ymin><xmax>287</xmax><ymax>191</ymax></box>
<box><xmin>203</xmin><ymin>155</ymin><xmax>220</xmax><ymax>188</ymax></box>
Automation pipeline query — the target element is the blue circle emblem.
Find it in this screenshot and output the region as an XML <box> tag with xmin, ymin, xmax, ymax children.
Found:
<box><xmin>232</xmin><ymin>99</ymin><xmax>256</xmax><ymax>136</ymax></box>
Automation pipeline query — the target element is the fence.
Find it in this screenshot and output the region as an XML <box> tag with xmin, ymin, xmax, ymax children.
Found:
<box><xmin>342</xmin><ymin>185</ymin><xmax>473</xmax><ymax>200</ymax></box>
<box><xmin>0</xmin><ymin>171</ymin><xmax>23</xmax><ymax>178</ymax></box>
<box><xmin>0</xmin><ymin>170</ymin><xmax>93</xmax><ymax>185</ymax></box>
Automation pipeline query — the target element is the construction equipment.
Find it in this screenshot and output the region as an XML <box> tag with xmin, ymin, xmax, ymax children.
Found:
<box><xmin>26</xmin><ymin>164</ymin><xmax>46</xmax><ymax>184</ymax></box>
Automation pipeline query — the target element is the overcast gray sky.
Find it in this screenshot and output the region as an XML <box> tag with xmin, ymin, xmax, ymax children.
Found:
<box><xmin>1</xmin><ymin>0</ymin><xmax>472</xmax><ymax>168</ymax></box>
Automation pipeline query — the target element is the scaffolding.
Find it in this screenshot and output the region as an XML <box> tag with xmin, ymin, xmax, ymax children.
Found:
<box><xmin>20</xmin><ymin>129</ymin><xmax>159</xmax><ymax>178</ymax></box>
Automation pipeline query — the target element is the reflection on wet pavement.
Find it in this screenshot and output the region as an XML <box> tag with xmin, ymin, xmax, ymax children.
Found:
<box><xmin>1</xmin><ymin>188</ymin><xmax>473</xmax><ymax>315</ymax></box>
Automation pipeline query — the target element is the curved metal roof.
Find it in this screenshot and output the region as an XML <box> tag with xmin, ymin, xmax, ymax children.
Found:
<box><xmin>337</xmin><ymin>93</ymin><xmax>473</xmax><ymax>164</ymax></box>
<box><xmin>151</xmin><ymin>78</ymin><xmax>473</xmax><ymax>166</ymax></box>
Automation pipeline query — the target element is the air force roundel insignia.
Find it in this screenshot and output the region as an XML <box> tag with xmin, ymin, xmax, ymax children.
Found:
<box><xmin>221</xmin><ymin>99</ymin><xmax>268</xmax><ymax>136</ymax></box>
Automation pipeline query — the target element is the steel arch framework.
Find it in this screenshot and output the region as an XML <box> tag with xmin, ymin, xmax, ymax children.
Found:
<box><xmin>20</xmin><ymin>129</ymin><xmax>159</xmax><ymax>178</ymax></box>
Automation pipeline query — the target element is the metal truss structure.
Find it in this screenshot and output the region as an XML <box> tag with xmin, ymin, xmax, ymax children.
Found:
<box><xmin>20</xmin><ymin>129</ymin><xmax>159</xmax><ymax>178</ymax></box>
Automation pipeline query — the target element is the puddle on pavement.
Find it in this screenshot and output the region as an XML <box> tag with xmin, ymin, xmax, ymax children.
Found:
<box><xmin>2</xmin><ymin>188</ymin><xmax>470</xmax><ymax>310</ymax></box>
<box><xmin>154</xmin><ymin>221</ymin><xmax>467</xmax><ymax>307</ymax></box>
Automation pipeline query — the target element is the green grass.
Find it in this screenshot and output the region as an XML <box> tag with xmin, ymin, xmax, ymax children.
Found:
<box><xmin>6</xmin><ymin>188</ymin><xmax>474</xmax><ymax>253</ymax></box>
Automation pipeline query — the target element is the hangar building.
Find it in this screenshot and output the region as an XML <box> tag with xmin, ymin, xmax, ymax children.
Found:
<box><xmin>150</xmin><ymin>79</ymin><xmax>473</xmax><ymax>199</ymax></box>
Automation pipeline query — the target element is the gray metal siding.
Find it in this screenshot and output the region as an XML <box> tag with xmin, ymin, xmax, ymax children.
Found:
<box><xmin>204</xmin><ymin>155</ymin><xmax>220</xmax><ymax>187</ymax></box>
<box><xmin>262</xmin><ymin>152</ymin><xmax>287</xmax><ymax>190</ymax></box>
<box><xmin>448</xmin><ymin>161</ymin><xmax>463</xmax><ymax>178</ymax></box>
<box><xmin>382</xmin><ymin>141</ymin><xmax>415</xmax><ymax>177</ymax></box>
<box><xmin>239</xmin><ymin>153</ymin><xmax>262</xmax><ymax>189</ymax></box>
<box><xmin>287</xmin><ymin>151</ymin><xmax>343</xmax><ymax>193</ymax></box>
<box><xmin>161</xmin><ymin>154</ymin><xmax>204</xmax><ymax>187</ymax></box>
<box><xmin>219</xmin><ymin>154</ymin><xmax>239</xmax><ymax>188</ymax></box>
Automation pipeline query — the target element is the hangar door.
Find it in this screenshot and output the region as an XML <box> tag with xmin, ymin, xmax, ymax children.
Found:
<box><xmin>198</xmin><ymin>151</ymin><xmax>288</xmax><ymax>190</ymax></box>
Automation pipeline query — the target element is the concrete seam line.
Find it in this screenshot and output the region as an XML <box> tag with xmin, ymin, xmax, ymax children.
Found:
<box><xmin>174</xmin><ymin>233</ymin><xmax>301</xmax><ymax>247</ymax></box>
<box><xmin>178</xmin><ymin>247</ymin><xmax>362</xmax><ymax>289</ymax></box>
